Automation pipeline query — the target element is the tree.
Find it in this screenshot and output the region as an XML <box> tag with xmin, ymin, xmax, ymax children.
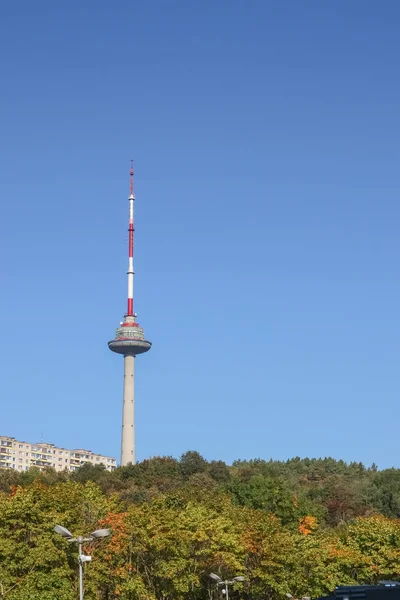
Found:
<box><xmin>0</xmin><ymin>481</ymin><xmax>112</xmax><ymax>600</ymax></box>
<box><xmin>343</xmin><ymin>515</ymin><xmax>400</xmax><ymax>582</ymax></box>
<box><xmin>180</xmin><ymin>452</ymin><xmax>208</xmax><ymax>479</ymax></box>
<box><xmin>208</xmin><ymin>461</ymin><xmax>230</xmax><ymax>483</ymax></box>
<box><xmin>88</xmin><ymin>494</ymin><xmax>246</xmax><ymax>600</ymax></box>
<box><xmin>70</xmin><ymin>462</ymin><xmax>107</xmax><ymax>484</ymax></box>
<box><xmin>227</xmin><ymin>474</ymin><xmax>298</xmax><ymax>526</ymax></box>
<box><xmin>370</xmin><ymin>469</ymin><xmax>400</xmax><ymax>518</ymax></box>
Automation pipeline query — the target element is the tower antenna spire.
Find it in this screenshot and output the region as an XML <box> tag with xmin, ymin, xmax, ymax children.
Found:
<box><xmin>129</xmin><ymin>159</ymin><xmax>134</xmax><ymax>197</ymax></box>
<box><xmin>127</xmin><ymin>161</ymin><xmax>135</xmax><ymax>317</ymax></box>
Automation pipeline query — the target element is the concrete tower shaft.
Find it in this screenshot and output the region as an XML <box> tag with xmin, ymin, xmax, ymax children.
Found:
<box><xmin>108</xmin><ymin>163</ymin><xmax>151</xmax><ymax>467</ymax></box>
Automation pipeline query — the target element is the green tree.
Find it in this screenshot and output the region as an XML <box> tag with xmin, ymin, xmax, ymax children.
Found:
<box><xmin>180</xmin><ymin>452</ymin><xmax>208</xmax><ymax>479</ymax></box>
<box><xmin>227</xmin><ymin>474</ymin><xmax>298</xmax><ymax>526</ymax></box>
<box><xmin>0</xmin><ymin>481</ymin><xmax>112</xmax><ymax>600</ymax></box>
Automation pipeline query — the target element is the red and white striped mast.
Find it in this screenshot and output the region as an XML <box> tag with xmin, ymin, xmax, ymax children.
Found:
<box><xmin>127</xmin><ymin>160</ymin><xmax>135</xmax><ymax>318</ymax></box>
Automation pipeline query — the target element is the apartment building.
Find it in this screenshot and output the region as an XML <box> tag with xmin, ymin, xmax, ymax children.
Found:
<box><xmin>0</xmin><ymin>436</ymin><xmax>117</xmax><ymax>472</ymax></box>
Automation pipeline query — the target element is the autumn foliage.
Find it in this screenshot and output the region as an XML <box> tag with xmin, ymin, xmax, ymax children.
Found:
<box><xmin>298</xmin><ymin>516</ymin><xmax>318</xmax><ymax>535</ymax></box>
<box><xmin>0</xmin><ymin>453</ymin><xmax>400</xmax><ymax>600</ymax></box>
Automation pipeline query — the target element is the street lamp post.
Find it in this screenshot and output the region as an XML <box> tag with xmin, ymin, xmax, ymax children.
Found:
<box><xmin>209</xmin><ymin>573</ymin><xmax>246</xmax><ymax>600</ymax></box>
<box><xmin>54</xmin><ymin>525</ymin><xmax>110</xmax><ymax>600</ymax></box>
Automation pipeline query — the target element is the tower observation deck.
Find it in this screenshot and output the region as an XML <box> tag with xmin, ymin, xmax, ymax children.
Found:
<box><xmin>108</xmin><ymin>163</ymin><xmax>151</xmax><ymax>466</ymax></box>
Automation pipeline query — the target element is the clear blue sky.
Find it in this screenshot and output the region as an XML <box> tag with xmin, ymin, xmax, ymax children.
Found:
<box><xmin>1</xmin><ymin>1</ymin><xmax>400</xmax><ymax>468</ymax></box>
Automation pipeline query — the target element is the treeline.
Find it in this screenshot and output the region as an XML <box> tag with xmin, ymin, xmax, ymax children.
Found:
<box><xmin>2</xmin><ymin>452</ymin><xmax>400</xmax><ymax>526</ymax></box>
<box><xmin>1</xmin><ymin>453</ymin><xmax>400</xmax><ymax>600</ymax></box>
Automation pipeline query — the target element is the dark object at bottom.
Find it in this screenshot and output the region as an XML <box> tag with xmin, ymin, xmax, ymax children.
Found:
<box><xmin>318</xmin><ymin>582</ymin><xmax>400</xmax><ymax>600</ymax></box>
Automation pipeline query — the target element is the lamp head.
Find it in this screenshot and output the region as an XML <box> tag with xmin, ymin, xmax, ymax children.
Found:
<box><xmin>54</xmin><ymin>525</ymin><xmax>73</xmax><ymax>539</ymax></box>
<box><xmin>91</xmin><ymin>528</ymin><xmax>111</xmax><ymax>539</ymax></box>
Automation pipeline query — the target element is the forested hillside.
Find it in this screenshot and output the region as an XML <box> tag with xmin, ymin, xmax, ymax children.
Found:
<box><xmin>1</xmin><ymin>452</ymin><xmax>400</xmax><ymax>600</ymax></box>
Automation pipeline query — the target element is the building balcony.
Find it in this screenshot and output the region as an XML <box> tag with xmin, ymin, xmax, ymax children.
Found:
<box><xmin>31</xmin><ymin>458</ymin><xmax>52</xmax><ymax>465</ymax></box>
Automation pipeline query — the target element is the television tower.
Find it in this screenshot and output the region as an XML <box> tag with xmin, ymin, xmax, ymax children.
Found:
<box><xmin>108</xmin><ymin>162</ymin><xmax>151</xmax><ymax>466</ymax></box>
